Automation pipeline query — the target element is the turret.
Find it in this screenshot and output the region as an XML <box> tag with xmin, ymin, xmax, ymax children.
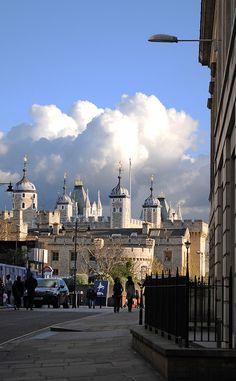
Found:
<box><xmin>109</xmin><ymin>163</ymin><xmax>131</xmax><ymax>228</ymax></box>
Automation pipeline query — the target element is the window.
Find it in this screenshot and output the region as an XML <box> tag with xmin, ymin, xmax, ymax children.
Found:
<box><xmin>22</xmin><ymin>203</ymin><xmax>25</xmax><ymax>209</ymax></box>
<box><xmin>113</xmin><ymin>207</ymin><xmax>116</xmax><ymax>212</ymax></box>
<box><xmin>53</xmin><ymin>269</ymin><xmax>58</xmax><ymax>275</ymax></box>
<box><xmin>22</xmin><ymin>193</ymin><xmax>25</xmax><ymax>198</ymax></box>
<box><xmin>164</xmin><ymin>251</ymin><xmax>172</xmax><ymax>262</ymax></box>
<box><xmin>52</xmin><ymin>252</ymin><xmax>59</xmax><ymax>261</ymax></box>
<box><xmin>32</xmin><ymin>203</ymin><xmax>36</xmax><ymax>209</ymax></box>
<box><xmin>70</xmin><ymin>251</ymin><xmax>77</xmax><ymax>261</ymax></box>
<box><xmin>119</xmin><ymin>207</ymin><xmax>122</xmax><ymax>212</ymax></box>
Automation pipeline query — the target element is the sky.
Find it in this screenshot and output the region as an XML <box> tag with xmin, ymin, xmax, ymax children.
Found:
<box><xmin>0</xmin><ymin>0</ymin><xmax>210</xmax><ymax>221</ymax></box>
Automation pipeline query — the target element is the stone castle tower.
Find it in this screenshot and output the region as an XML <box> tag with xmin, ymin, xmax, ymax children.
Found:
<box><xmin>55</xmin><ymin>173</ymin><xmax>75</xmax><ymax>224</ymax></box>
<box><xmin>142</xmin><ymin>175</ymin><xmax>161</xmax><ymax>228</ymax></box>
<box><xmin>109</xmin><ymin>164</ymin><xmax>131</xmax><ymax>229</ymax></box>
<box><xmin>12</xmin><ymin>155</ymin><xmax>38</xmax><ymax>228</ymax></box>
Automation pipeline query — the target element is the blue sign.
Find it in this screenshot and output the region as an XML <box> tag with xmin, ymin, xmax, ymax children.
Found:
<box><xmin>94</xmin><ymin>280</ymin><xmax>108</xmax><ymax>298</ymax></box>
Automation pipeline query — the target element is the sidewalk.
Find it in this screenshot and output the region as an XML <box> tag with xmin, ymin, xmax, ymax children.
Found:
<box><xmin>0</xmin><ymin>307</ymin><xmax>164</xmax><ymax>381</ymax></box>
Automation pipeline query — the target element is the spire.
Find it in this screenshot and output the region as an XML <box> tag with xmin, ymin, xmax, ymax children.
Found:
<box><xmin>85</xmin><ymin>189</ymin><xmax>91</xmax><ymax>208</ymax></box>
<box><xmin>150</xmin><ymin>174</ymin><xmax>154</xmax><ymax>197</ymax></box>
<box><xmin>168</xmin><ymin>202</ymin><xmax>173</xmax><ymax>219</ymax></box>
<box><xmin>97</xmin><ymin>190</ymin><xmax>102</xmax><ymax>210</ymax></box>
<box><xmin>129</xmin><ymin>158</ymin><xmax>132</xmax><ymax>209</ymax></box>
<box><xmin>177</xmin><ymin>203</ymin><xmax>183</xmax><ymax>220</ymax></box>
<box><xmin>23</xmin><ymin>154</ymin><xmax>28</xmax><ymax>178</ymax></box>
<box><xmin>118</xmin><ymin>161</ymin><xmax>122</xmax><ymax>188</ymax></box>
<box><xmin>63</xmin><ymin>172</ymin><xmax>67</xmax><ymax>196</ymax></box>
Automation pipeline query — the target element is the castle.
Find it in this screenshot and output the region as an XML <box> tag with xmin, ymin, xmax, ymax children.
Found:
<box><xmin>0</xmin><ymin>157</ymin><xmax>208</xmax><ymax>279</ymax></box>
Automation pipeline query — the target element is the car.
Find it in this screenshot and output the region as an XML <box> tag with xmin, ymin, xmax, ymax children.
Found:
<box><xmin>33</xmin><ymin>277</ymin><xmax>70</xmax><ymax>308</ymax></box>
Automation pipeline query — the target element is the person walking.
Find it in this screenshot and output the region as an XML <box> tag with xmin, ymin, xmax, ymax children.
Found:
<box><xmin>125</xmin><ymin>275</ymin><xmax>135</xmax><ymax>312</ymax></box>
<box><xmin>24</xmin><ymin>273</ymin><xmax>38</xmax><ymax>310</ymax></box>
<box><xmin>113</xmin><ymin>277</ymin><xmax>123</xmax><ymax>313</ymax></box>
<box><xmin>5</xmin><ymin>274</ymin><xmax>13</xmax><ymax>305</ymax></box>
<box><xmin>12</xmin><ymin>276</ymin><xmax>24</xmax><ymax>310</ymax></box>
<box><xmin>86</xmin><ymin>286</ymin><xmax>97</xmax><ymax>309</ymax></box>
<box><xmin>0</xmin><ymin>277</ymin><xmax>4</xmax><ymax>306</ymax></box>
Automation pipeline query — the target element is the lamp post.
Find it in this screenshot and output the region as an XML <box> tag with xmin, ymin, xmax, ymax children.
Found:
<box><xmin>72</xmin><ymin>219</ymin><xmax>78</xmax><ymax>308</ymax></box>
<box><xmin>0</xmin><ymin>182</ymin><xmax>13</xmax><ymax>192</ymax></box>
<box><xmin>196</xmin><ymin>250</ymin><xmax>204</xmax><ymax>278</ymax></box>
<box><xmin>148</xmin><ymin>34</ymin><xmax>213</xmax><ymax>43</ymax></box>
<box><xmin>184</xmin><ymin>240</ymin><xmax>191</xmax><ymax>275</ymax></box>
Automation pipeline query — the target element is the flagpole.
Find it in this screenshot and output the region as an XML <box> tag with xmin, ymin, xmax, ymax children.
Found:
<box><xmin>129</xmin><ymin>158</ymin><xmax>132</xmax><ymax>217</ymax></box>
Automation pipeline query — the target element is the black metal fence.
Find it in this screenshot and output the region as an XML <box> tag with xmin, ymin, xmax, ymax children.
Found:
<box><xmin>144</xmin><ymin>268</ymin><xmax>233</xmax><ymax>348</ymax></box>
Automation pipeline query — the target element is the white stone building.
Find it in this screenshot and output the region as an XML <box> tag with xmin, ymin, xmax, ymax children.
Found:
<box><xmin>12</xmin><ymin>156</ymin><xmax>38</xmax><ymax>228</ymax></box>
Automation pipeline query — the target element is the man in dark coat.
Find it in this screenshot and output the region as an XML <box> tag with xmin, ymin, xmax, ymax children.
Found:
<box><xmin>12</xmin><ymin>276</ymin><xmax>24</xmax><ymax>310</ymax></box>
<box><xmin>86</xmin><ymin>287</ymin><xmax>97</xmax><ymax>308</ymax></box>
<box><xmin>25</xmin><ymin>273</ymin><xmax>38</xmax><ymax>310</ymax></box>
<box><xmin>113</xmin><ymin>277</ymin><xmax>123</xmax><ymax>313</ymax></box>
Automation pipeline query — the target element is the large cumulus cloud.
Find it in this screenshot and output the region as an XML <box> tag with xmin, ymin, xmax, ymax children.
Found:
<box><xmin>0</xmin><ymin>93</ymin><xmax>209</xmax><ymax>220</ymax></box>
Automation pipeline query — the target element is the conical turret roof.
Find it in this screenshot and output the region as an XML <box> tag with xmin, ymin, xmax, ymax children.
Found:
<box><xmin>15</xmin><ymin>155</ymin><xmax>36</xmax><ymax>192</ymax></box>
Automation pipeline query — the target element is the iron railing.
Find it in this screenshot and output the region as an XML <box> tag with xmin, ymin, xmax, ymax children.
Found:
<box><xmin>144</xmin><ymin>268</ymin><xmax>232</xmax><ymax>348</ymax></box>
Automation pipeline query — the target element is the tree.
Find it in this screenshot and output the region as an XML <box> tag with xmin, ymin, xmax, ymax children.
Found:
<box><xmin>151</xmin><ymin>258</ymin><xmax>165</xmax><ymax>275</ymax></box>
<box><xmin>63</xmin><ymin>274</ymin><xmax>88</xmax><ymax>292</ymax></box>
<box><xmin>81</xmin><ymin>243</ymin><xmax>135</xmax><ymax>283</ymax></box>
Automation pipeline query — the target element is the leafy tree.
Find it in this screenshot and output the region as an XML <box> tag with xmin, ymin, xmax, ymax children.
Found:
<box><xmin>151</xmin><ymin>258</ymin><xmax>165</xmax><ymax>275</ymax></box>
<box><xmin>81</xmin><ymin>244</ymin><xmax>137</xmax><ymax>283</ymax></box>
<box><xmin>63</xmin><ymin>273</ymin><xmax>88</xmax><ymax>292</ymax></box>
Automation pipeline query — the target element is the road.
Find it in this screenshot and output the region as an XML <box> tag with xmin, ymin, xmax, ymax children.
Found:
<box><xmin>0</xmin><ymin>307</ymin><xmax>99</xmax><ymax>345</ymax></box>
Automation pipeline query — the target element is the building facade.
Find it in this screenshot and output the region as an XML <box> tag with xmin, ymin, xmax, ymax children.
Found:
<box><xmin>199</xmin><ymin>0</ymin><xmax>236</xmax><ymax>347</ymax></box>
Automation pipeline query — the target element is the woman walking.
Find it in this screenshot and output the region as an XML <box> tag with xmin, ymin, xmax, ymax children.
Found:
<box><xmin>125</xmin><ymin>276</ymin><xmax>135</xmax><ymax>312</ymax></box>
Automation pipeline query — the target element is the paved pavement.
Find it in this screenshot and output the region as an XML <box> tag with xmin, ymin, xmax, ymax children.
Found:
<box><xmin>0</xmin><ymin>306</ymin><xmax>164</xmax><ymax>380</ymax></box>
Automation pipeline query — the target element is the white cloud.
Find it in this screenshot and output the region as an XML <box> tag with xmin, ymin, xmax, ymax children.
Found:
<box><xmin>70</xmin><ymin>100</ymin><xmax>103</xmax><ymax>134</ymax></box>
<box><xmin>0</xmin><ymin>132</ymin><xmax>8</xmax><ymax>155</ymax></box>
<box><xmin>30</xmin><ymin>104</ymin><xmax>78</xmax><ymax>140</ymax></box>
<box><xmin>0</xmin><ymin>93</ymin><xmax>209</xmax><ymax>220</ymax></box>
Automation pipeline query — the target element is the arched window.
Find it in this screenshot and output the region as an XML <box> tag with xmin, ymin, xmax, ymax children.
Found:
<box><xmin>22</xmin><ymin>202</ymin><xmax>25</xmax><ymax>209</ymax></box>
<box><xmin>22</xmin><ymin>193</ymin><xmax>25</xmax><ymax>198</ymax></box>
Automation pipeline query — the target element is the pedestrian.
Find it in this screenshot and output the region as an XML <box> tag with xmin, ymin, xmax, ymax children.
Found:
<box><xmin>12</xmin><ymin>276</ymin><xmax>24</xmax><ymax>310</ymax></box>
<box><xmin>125</xmin><ymin>275</ymin><xmax>135</xmax><ymax>312</ymax></box>
<box><xmin>24</xmin><ymin>273</ymin><xmax>38</xmax><ymax>310</ymax></box>
<box><xmin>113</xmin><ymin>277</ymin><xmax>123</xmax><ymax>313</ymax></box>
<box><xmin>0</xmin><ymin>277</ymin><xmax>4</xmax><ymax>306</ymax></box>
<box><xmin>5</xmin><ymin>274</ymin><xmax>13</xmax><ymax>305</ymax></box>
<box><xmin>86</xmin><ymin>286</ymin><xmax>97</xmax><ymax>309</ymax></box>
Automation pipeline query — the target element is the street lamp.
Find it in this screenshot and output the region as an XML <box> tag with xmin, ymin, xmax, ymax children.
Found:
<box><xmin>0</xmin><ymin>182</ymin><xmax>13</xmax><ymax>191</ymax></box>
<box><xmin>184</xmin><ymin>240</ymin><xmax>191</xmax><ymax>275</ymax></box>
<box><xmin>148</xmin><ymin>34</ymin><xmax>213</xmax><ymax>43</ymax></box>
<box><xmin>72</xmin><ymin>219</ymin><xmax>78</xmax><ymax>308</ymax></box>
<box><xmin>196</xmin><ymin>250</ymin><xmax>204</xmax><ymax>278</ymax></box>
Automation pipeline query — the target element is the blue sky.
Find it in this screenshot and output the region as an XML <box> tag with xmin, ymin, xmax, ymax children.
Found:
<box><xmin>0</xmin><ymin>1</ymin><xmax>210</xmax><ymax>220</ymax></box>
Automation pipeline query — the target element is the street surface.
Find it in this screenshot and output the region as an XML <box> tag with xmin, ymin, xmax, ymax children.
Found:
<box><xmin>0</xmin><ymin>308</ymin><xmax>164</xmax><ymax>381</ymax></box>
<box><xmin>0</xmin><ymin>307</ymin><xmax>98</xmax><ymax>344</ymax></box>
